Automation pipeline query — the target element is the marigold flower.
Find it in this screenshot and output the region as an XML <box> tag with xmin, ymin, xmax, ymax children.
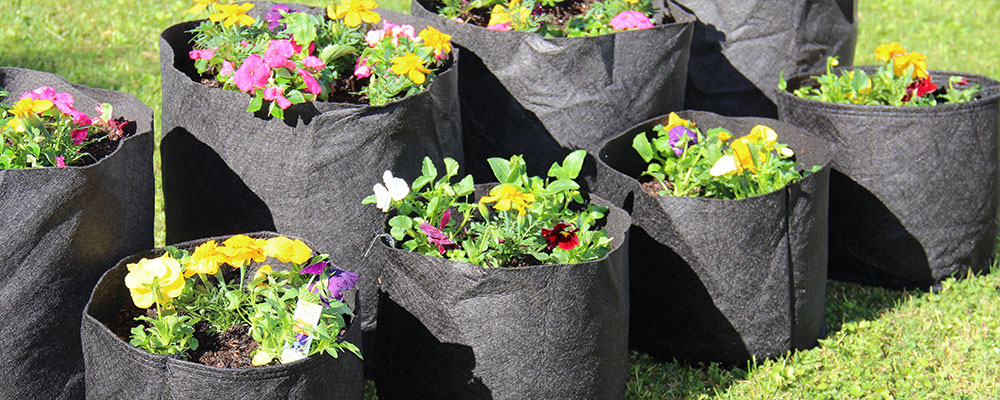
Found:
<box><xmin>210</xmin><ymin>3</ymin><xmax>256</xmax><ymax>28</ymax></box>
<box><xmin>893</xmin><ymin>51</ymin><xmax>929</xmax><ymax>79</ymax></box>
<box><xmin>329</xmin><ymin>0</ymin><xmax>380</xmax><ymax>28</ymax></box>
<box><xmin>542</xmin><ymin>222</ymin><xmax>580</xmax><ymax>250</ymax></box>
<box><xmin>189</xmin><ymin>0</ymin><xmax>217</xmax><ymax>14</ymax></box>
<box><xmin>874</xmin><ymin>42</ymin><xmax>906</xmax><ymax>62</ymax></box>
<box><xmin>261</xmin><ymin>236</ymin><xmax>313</xmax><ymax>264</ymax></box>
<box><xmin>218</xmin><ymin>234</ymin><xmax>267</xmax><ymax>268</ymax></box>
<box><xmin>479</xmin><ymin>184</ymin><xmax>536</xmax><ymax>216</ymax></box>
<box><xmin>184</xmin><ymin>240</ymin><xmax>227</xmax><ymax>277</ymax></box>
<box><xmin>419</xmin><ymin>26</ymin><xmax>452</xmax><ymax>59</ymax></box>
<box><xmin>124</xmin><ymin>254</ymin><xmax>186</xmax><ymax>309</ymax></box>
<box><xmin>391</xmin><ymin>52</ymin><xmax>431</xmax><ymax>84</ymax></box>
<box><xmin>609</xmin><ymin>11</ymin><xmax>654</xmax><ymax>31</ymax></box>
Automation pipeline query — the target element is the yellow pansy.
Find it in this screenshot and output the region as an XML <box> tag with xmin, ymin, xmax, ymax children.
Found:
<box><xmin>893</xmin><ymin>51</ymin><xmax>929</xmax><ymax>79</ymax></box>
<box><xmin>745</xmin><ymin>124</ymin><xmax>778</xmax><ymax>149</ymax></box>
<box><xmin>261</xmin><ymin>236</ymin><xmax>313</xmax><ymax>265</ymax></box>
<box><xmin>391</xmin><ymin>52</ymin><xmax>431</xmax><ymax>85</ymax></box>
<box><xmin>664</xmin><ymin>112</ymin><xmax>695</xmax><ymax>131</ymax></box>
<box><xmin>329</xmin><ymin>0</ymin><xmax>380</xmax><ymax>28</ymax></box>
<box><xmin>209</xmin><ymin>3</ymin><xmax>256</xmax><ymax>28</ymax></box>
<box><xmin>253</xmin><ymin>264</ymin><xmax>273</xmax><ymax>286</ymax></box>
<box><xmin>479</xmin><ymin>184</ymin><xmax>536</xmax><ymax>216</ymax></box>
<box><xmin>218</xmin><ymin>234</ymin><xmax>267</xmax><ymax>268</ymax></box>
<box><xmin>730</xmin><ymin>138</ymin><xmax>761</xmax><ymax>173</ymax></box>
<box><xmin>183</xmin><ymin>240</ymin><xmax>227</xmax><ymax>277</ymax></box>
<box><xmin>124</xmin><ymin>254</ymin><xmax>186</xmax><ymax>309</ymax></box>
<box><xmin>874</xmin><ymin>42</ymin><xmax>906</xmax><ymax>62</ymax></box>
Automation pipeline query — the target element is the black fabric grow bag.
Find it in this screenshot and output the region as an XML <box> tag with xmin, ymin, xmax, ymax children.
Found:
<box><xmin>159</xmin><ymin>5</ymin><xmax>463</xmax><ymax>364</ymax></box>
<box><xmin>410</xmin><ymin>0</ymin><xmax>695</xmax><ymax>181</ymax></box>
<box><xmin>776</xmin><ymin>69</ymin><xmax>1000</xmax><ymax>288</ymax></box>
<box><xmin>592</xmin><ymin>110</ymin><xmax>832</xmax><ymax>363</ymax></box>
<box><xmin>81</xmin><ymin>232</ymin><xmax>363</xmax><ymax>399</ymax></box>
<box><xmin>677</xmin><ymin>0</ymin><xmax>857</xmax><ymax>118</ymax></box>
<box><xmin>0</xmin><ymin>67</ymin><xmax>153</xmax><ymax>400</ymax></box>
<box><xmin>372</xmin><ymin>192</ymin><xmax>630</xmax><ymax>399</ymax></box>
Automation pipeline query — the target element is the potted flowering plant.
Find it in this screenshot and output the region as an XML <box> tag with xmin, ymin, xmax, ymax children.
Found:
<box><xmin>592</xmin><ymin>110</ymin><xmax>832</xmax><ymax>363</ymax></box>
<box><xmin>677</xmin><ymin>0</ymin><xmax>857</xmax><ymax>118</ymax></box>
<box><xmin>408</xmin><ymin>0</ymin><xmax>694</xmax><ymax>181</ymax></box>
<box><xmin>81</xmin><ymin>232</ymin><xmax>362</xmax><ymax>399</ymax></box>
<box><xmin>160</xmin><ymin>2</ymin><xmax>463</xmax><ymax>363</ymax></box>
<box><xmin>0</xmin><ymin>67</ymin><xmax>153</xmax><ymax>399</ymax></box>
<box><xmin>776</xmin><ymin>42</ymin><xmax>1000</xmax><ymax>288</ymax></box>
<box><xmin>366</xmin><ymin>150</ymin><xmax>631</xmax><ymax>398</ymax></box>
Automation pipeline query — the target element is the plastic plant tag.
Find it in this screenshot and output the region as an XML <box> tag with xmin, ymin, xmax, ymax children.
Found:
<box><xmin>279</xmin><ymin>299</ymin><xmax>324</xmax><ymax>363</ymax></box>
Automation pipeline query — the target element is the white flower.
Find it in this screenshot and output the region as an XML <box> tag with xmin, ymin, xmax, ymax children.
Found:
<box><xmin>709</xmin><ymin>155</ymin><xmax>739</xmax><ymax>177</ymax></box>
<box><xmin>374</xmin><ymin>170</ymin><xmax>409</xmax><ymax>212</ymax></box>
<box><xmin>778</xmin><ymin>146</ymin><xmax>795</xmax><ymax>158</ymax></box>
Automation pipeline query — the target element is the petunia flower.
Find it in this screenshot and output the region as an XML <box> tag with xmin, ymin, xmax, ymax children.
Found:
<box><xmin>328</xmin><ymin>0</ymin><xmax>380</xmax><ymax>28</ymax></box>
<box><xmin>419</xmin><ymin>26</ymin><xmax>452</xmax><ymax>60</ymax></box>
<box><xmin>373</xmin><ymin>170</ymin><xmax>410</xmax><ymax>212</ymax></box>
<box><xmin>541</xmin><ymin>222</ymin><xmax>580</xmax><ymax>250</ymax></box>
<box><xmin>296</xmin><ymin>68</ymin><xmax>322</xmax><ymax>95</ymax></box>
<box><xmin>391</xmin><ymin>52</ymin><xmax>431</xmax><ymax>85</ymax></box>
<box><xmin>184</xmin><ymin>240</ymin><xmax>227</xmax><ymax>277</ymax></box>
<box><xmin>232</xmin><ymin>55</ymin><xmax>271</xmax><ymax>93</ymax></box>
<box><xmin>56</xmin><ymin>156</ymin><xmax>66</xmax><ymax>168</ymax></box>
<box><xmin>209</xmin><ymin>2</ymin><xmax>256</xmax><ymax>28</ymax></box>
<box><xmin>610</xmin><ymin>11</ymin><xmax>654</xmax><ymax>31</ymax></box>
<box><xmin>479</xmin><ymin>184</ymin><xmax>536</xmax><ymax>216</ymax></box>
<box><xmin>354</xmin><ymin>57</ymin><xmax>373</xmax><ymax>79</ymax></box>
<box><xmin>667</xmin><ymin>125</ymin><xmax>697</xmax><ymax>157</ymax></box>
<box><xmin>263</xmin><ymin>39</ymin><xmax>296</xmax><ymax>69</ymax></box>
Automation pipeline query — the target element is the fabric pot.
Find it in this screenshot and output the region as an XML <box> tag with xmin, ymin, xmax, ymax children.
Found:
<box><xmin>372</xmin><ymin>192</ymin><xmax>630</xmax><ymax>399</ymax></box>
<box><xmin>0</xmin><ymin>67</ymin><xmax>153</xmax><ymax>400</ymax></box>
<box><xmin>81</xmin><ymin>232</ymin><xmax>363</xmax><ymax>399</ymax></box>
<box><xmin>592</xmin><ymin>110</ymin><xmax>832</xmax><ymax>363</ymax></box>
<box><xmin>677</xmin><ymin>0</ymin><xmax>857</xmax><ymax>118</ymax></box>
<box><xmin>776</xmin><ymin>69</ymin><xmax>1000</xmax><ymax>288</ymax></box>
<box><xmin>410</xmin><ymin>0</ymin><xmax>695</xmax><ymax>181</ymax></box>
<box><xmin>159</xmin><ymin>4</ymin><xmax>463</xmax><ymax>367</ymax></box>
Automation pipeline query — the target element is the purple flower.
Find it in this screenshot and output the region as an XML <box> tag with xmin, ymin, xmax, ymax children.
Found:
<box><xmin>420</xmin><ymin>222</ymin><xmax>455</xmax><ymax>255</ymax></box>
<box><xmin>668</xmin><ymin>125</ymin><xmax>697</xmax><ymax>157</ymax></box>
<box><xmin>265</xmin><ymin>4</ymin><xmax>299</xmax><ymax>31</ymax></box>
<box><xmin>308</xmin><ymin>268</ymin><xmax>359</xmax><ymax>306</ymax></box>
<box><xmin>300</xmin><ymin>261</ymin><xmax>328</xmax><ymax>275</ymax></box>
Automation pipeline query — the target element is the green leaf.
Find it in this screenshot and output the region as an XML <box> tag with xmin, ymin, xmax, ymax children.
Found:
<box><xmin>547</xmin><ymin>162</ymin><xmax>568</xmax><ymax>180</ymax></box>
<box><xmin>487</xmin><ymin>157</ymin><xmax>511</xmax><ymax>183</ymax></box>
<box><xmin>268</xmin><ymin>101</ymin><xmax>284</xmax><ymax>120</ymax></box>
<box><xmin>286</xmin><ymin>90</ymin><xmax>306</xmax><ymax>104</ymax></box>
<box><xmin>318</xmin><ymin>44</ymin><xmax>357</xmax><ymax>63</ymax></box>
<box><xmin>546</xmin><ymin>178</ymin><xmax>580</xmax><ymax>194</ymax></box>
<box><xmin>388</xmin><ymin>215</ymin><xmax>412</xmax><ymax>228</ymax></box>
<box><xmin>411</xmin><ymin>176</ymin><xmax>433</xmax><ymax>191</ymax></box>
<box><xmin>421</xmin><ymin>157</ymin><xmax>438</xmax><ymax>180</ymax></box>
<box><xmin>632</xmin><ymin>132</ymin><xmax>654</xmax><ymax>162</ymax></box>
<box><xmin>285</xmin><ymin>12</ymin><xmax>317</xmax><ymax>48</ymax></box>
<box><xmin>561</xmin><ymin>150</ymin><xmax>586</xmax><ymax>179</ymax></box>
<box><xmin>444</xmin><ymin>157</ymin><xmax>459</xmax><ymax>179</ymax></box>
<box><xmin>247</xmin><ymin>93</ymin><xmax>263</xmax><ymax>113</ymax></box>
<box><xmin>361</xmin><ymin>193</ymin><xmax>376</xmax><ymax>204</ymax></box>
<box><xmin>453</xmin><ymin>175</ymin><xmax>475</xmax><ymax>197</ymax></box>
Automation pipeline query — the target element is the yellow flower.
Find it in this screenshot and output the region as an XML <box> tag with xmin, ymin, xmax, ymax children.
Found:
<box><xmin>124</xmin><ymin>254</ymin><xmax>186</xmax><ymax>309</ymax></box>
<box><xmin>391</xmin><ymin>52</ymin><xmax>431</xmax><ymax>85</ymax></box>
<box><xmin>419</xmin><ymin>26</ymin><xmax>452</xmax><ymax>57</ymax></box>
<box><xmin>717</xmin><ymin>130</ymin><xmax>732</xmax><ymax>142</ymax></box>
<box><xmin>488</xmin><ymin>5</ymin><xmax>511</xmax><ymax>26</ymax></box>
<box><xmin>664</xmin><ymin>112</ymin><xmax>695</xmax><ymax>132</ymax></box>
<box><xmin>746</xmin><ymin>125</ymin><xmax>778</xmax><ymax>149</ymax></box>
<box><xmin>253</xmin><ymin>264</ymin><xmax>273</xmax><ymax>286</ymax></box>
<box><xmin>874</xmin><ymin>42</ymin><xmax>906</xmax><ymax>62</ymax></box>
<box><xmin>209</xmin><ymin>3</ymin><xmax>256</xmax><ymax>28</ymax></box>
<box><xmin>778</xmin><ymin>146</ymin><xmax>795</xmax><ymax>158</ymax></box>
<box><xmin>218</xmin><ymin>234</ymin><xmax>267</xmax><ymax>268</ymax></box>
<box><xmin>329</xmin><ymin>0</ymin><xmax>380</xmax><ymax>28</ymax></box>
<box><xmin>261</xmin><ymin>236</ymin><xmax>313</xmax><ymax>264</ymax></box>
<box><xmin>709</xmin><ymin>155</ymin><xmax>739</xmax><ymax>176</ymax></box>
<box><xmin>730</xmin><ymin>138</ymin><xmax>758</xmax><ymax>173</ymax></box>
<box><xmin>479</xmin><ymin>184</ymin><xmax>536</xmax><ymax>216</ymax></box>
<box><xmin>893</xmin><ymin>51</ymin><xmax>929</xmax><ymax>79</ymax></box>
<box><xmin>183</xmin><ymin>240</ymin><xmax>226</xmax><ymax>277</ymax></box>
<box><xmin>188</xmin><ymin>0</ymin><xmax>217</xmax><ymax>14</ymax></box>
<box><xmin>6</xmin><ymin>98</ymin><xmax>53</xmax><ymax>131</ymax></box>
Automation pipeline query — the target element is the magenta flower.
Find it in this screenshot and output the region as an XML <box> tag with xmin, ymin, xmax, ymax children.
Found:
<box><xmin>263</xmin><ymin>39</ymin><xmax>296</xmax><ymax>69</ymax></box>
<box><xmin>263</xmin><ymin>86</ymin><xmax>292</xmax><ymax>110</ymax></box>
<box><xmin>290</xmin><ymin>39</ymin><xmax>315</xmax><ymax>55</ymax></box>
<box><xmin>233</xmin><ymin>55</ymin><xmax>271</xmax><ymax>93</ymax></box>
<box><xmin>56</xmin><ymin>156</ymin><xmax>66</xmax><ymax>167</ymax></box>
<box><xmin>300</xmin><ymin>261</ymin><xmax>328</xmax><ymax>275</ymax></box>
<box><xmin>303</xmin><ymin>56</ymin><xmax>325</xmax><ymax>70</ymax></box>
<box><xmin>486</xmin><ymin>22</ymin><xmax>512</xmax><ymax>31</ymax></box>
<box><xmin>296</xmin><ymin>68</ymin><xmax>321</xmax><ymax>95</ymax></box>
<box><xmin>71</xmin><ymin>129</ymin><xmax>88</xmax><ymax>145</ymax></box>
<box><xmin>420</xmin><ymin>219</ymin><xmax>455</xmax><ymax>255</ymax></box>
<box><xmin>68</xmin><ymin>109</ymin><xmax>91</xmax><ymax>126</ymax></box>
<box><xmin>188</xmin><ymin>47</ymin><xmax>217</xmax><ymax>61</ymax></box>
<box><xmin>21</xmin><ymin>86</ymin><xmax>76</xmax><ymax>115</ymax></box>
<box><xmin>610</xmin><ymin>11</ymin><xmax>654</xmax><ymax>31</ymax></box>
<box><xmin>354</xmin><ymin>57</ymin><xmax>372</xmax><ymax>79</ymax></box>
<box><xmin>220</xmin><ymin>61</ymin><xmax>235</xmax><ymax>77</ymax></box>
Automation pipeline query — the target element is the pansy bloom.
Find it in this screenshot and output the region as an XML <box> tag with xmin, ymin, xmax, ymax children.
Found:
<box><xmin>542</xmin><ymin>222</ymin><xmax>580</xmax><ymax>250</ymax></box>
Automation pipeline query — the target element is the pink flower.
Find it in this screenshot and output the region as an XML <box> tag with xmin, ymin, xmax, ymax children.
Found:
<box><xmin>263</xmin><ymin>86</ymin><xmax>292</xmax><ymax>110</ymax></box>
<box><xmin>365</xmin><ymin>28</ymin><xmax>386</xmax><ymax>47</ymax></box>
<box><xmin>233</xmin><ymin>55</ymin><xmax>271</xmax><ymax>93</ymax></box>
<box><xmin>389</xmin><ymin>24</ymin><xmax>418</xmax><ymax>41</ymax></box>
<box><xmin>290</xmin><ymin>40</ymin><xmax>316</xmax><ymax>55</ymax></box>
<box><xmin>610</xmin><ymin>11</ymin><xmax>654</xmax><ymax>31</ymax></box>
<box><xmin>296</xmin><ymin>68</ymin><xmax>321</xmax><ymax>95</ymax></box>
<box><xmin>220</xmin><ymin>61</ymin><xmax>236</xmax><ymax>77</ymax></box>
<box><xmin>71</xmin><ymin>129</ymin><xmax>88</xmax><ymax>145</ymax></box>
<box><xmin>68</xmin><ymin>109</ymin><xmax>92</xmax><ymax>126</ymax></box>
<box><xmin>56</xmin><ymin>156</ymin><xmax>66</xmax><ymax>167</ymax></box>
<box><xmin>303</xmin><ymin>56</ymin><xmax>325</xmax><ymax>70</ymax></box>
<box><xmin>21</xmin><ymin>86</ymin><xmax>76</xmax><ymax>115</ymax></box>
<box><xmin>452</xmin><ymin>17</ymin><xmax>463</xmax><ymax>23</ymax></box>
<box><xmin>263</xmin><ymin>39</ymin><xmax>296</xmax><ymax>69</ymax></box>
<box><xmin>486</xmin><ymin>22</ymin><xmax>512</xmax><ymax>31</ymax></box>
<box><xmin>188</xmin><ymin>47</ymin><xmax>218</xmax><ymax>60</ymax></box>
<box><xmin>354</xmin><ymin>57</ymin><xmax>372</xmax><ymax>79</ymax></box>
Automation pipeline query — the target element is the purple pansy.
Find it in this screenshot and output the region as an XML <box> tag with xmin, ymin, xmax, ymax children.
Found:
<box><xmin>265</xmin><ymin>4</ymin><xmax>299</xmax><ymax>31</ymax></box>
<box><xmin>307</xmin><ymin>268</ymin><xmax>359</xmax><ymax>306</ymax></box>
<box><xmin>668</xmin><ymin>125</ymin><xmax>698</xmax><ymax>157</ymax></box>
<box><xmin>300</xmin><ymin>261</ymin><xmax>327</xmax><ymax>275</ymax></box>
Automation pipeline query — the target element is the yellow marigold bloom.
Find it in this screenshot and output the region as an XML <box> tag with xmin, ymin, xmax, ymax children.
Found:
<box><xmin>210</xmin><ymin>3</ymin><xmax>256</xmax><ymax>28</ymax></box>
<box><xmin>488</xmin><ymin>5</ymin><xmax>512</xmax><ymax>26</ymax></box>
<box><xmin>479</xmin><ymin>184</ymin><xmax>536</xmax><ymax>216</ymax></box>
<box><xmin>329</xmin><ymin>0</ymin><xmax>380</xmax><ymax>28</ymax></box>
<box><xmin>717</xmin><ymin>130</ymin><xmax>732</xmax><ymax>142</ymax></box>
<box><xmin>261</xmin><ymin>236</ymin><xmax>313</xmax><ymax>264</ymax></box>
<box><xmin>419</xmin><ymin>26</ymin><xmax>452</xmax><ymax>57</ymax></box>
<box><xmin>893</xmin><ymin>51</ymin><xmax>929</xmax><ymax>79</ymax></box>
<box><xmin>184</xmin><ymin>240</ymin><xmax>227</xmax><ymax>277</ymax></box>
<box><xmin>218</xmin><ymin>234</ymin><xmax>267</xmax><ymax>268</ymax></box>
<box><xmin>124</xmin><ymin>254</ymin><xmax>186</xmax><ymax>309</ymax></box>
<box><xmin>664</xmin><ymin>112</ymin><xmax>695</xmax><ymax>132</ymax></box>
<box><xmin>6</xmin><ymin>98</ymin><xmax>53</xmax><ymax>131</ymax></box>
<box><xmin>874</xmin><ymin>42</ymin><xmax>906</xmax><ymax>62</ymax></box>
<box><xmin>392</xmin><ymin>52</ymin><xmax>431</xmax><ymax>85</ymax></box>
<box><xmin>188</xmin><ymin>0</ymin><xmax>217</xmax><ymax>14</ymax></box>
<box><xmin>253</xmin><ymin>264</ymin><xmax>273</xmax><ymax>286</ymax></box>
<box><xmin>709</xmin><ymin>155</ymin><xmax>739</xmax><ymax>176</ymax></box>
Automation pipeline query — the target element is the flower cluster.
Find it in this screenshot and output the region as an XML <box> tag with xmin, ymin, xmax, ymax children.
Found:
<box><xmin>782</xmin><ymin>42</ymin><xmax>982</xmax><ymax>106</ymax></box>
<box><xmin>355</xmin><ymin>23</ymin><xmax>453</xmax><ymax>105</ymax></box>
<box><xmin>0</xmin><ymin>87</ymin><xmax>129</xmax><ymax>169</ymax></box>
<box><xmin>186</xmin><ymin>1</ymin><xmax>453</xmax><ymax>116</ymax></box>
<box><xmin>436</xmin><ymin>0</ymin><xmax>657</xmax><ymax>37</ymax></box>
<box><xmin>123</xmin><ymin>234</ymin><xmax>360</xmax><ymax>365</ymax></box>
<box><xmin>365</xmin><ymin>150</ymin><xmax>614</xmax><ymax>268</ymax></box>
<box><xmin>633</xmin><ymin>113</ymin><xmax>819</xmax><ymax>200</ymax></box>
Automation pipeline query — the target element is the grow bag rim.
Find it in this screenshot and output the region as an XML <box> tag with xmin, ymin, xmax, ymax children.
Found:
<box><xmin>0</xmin><ymin>66</ymin><xmax>153</xmax><ymax>172</ymax></box>
<box><xmin>82</xmin><ymin>231</ymin><xmax>358</xmax><ymax>376</ymax></box>
<box><xmin>777</xmin><ymin>67</ymin><xmax>1000</xmax><ymax>115</ymax></box>
<box><xmin>596</xmin><ymin>109</ymin><xmax>833</xmax><ymax>205</ymax></box>
<box><xmin>411</xmin><ymin>0</ymin><xmax>696</xmax><ymax>43</ymax></box>
<box><xmin>374</xmin><ymin>191</ymin><xmax>630</xmax><ymax>272</ymax></box>
<box><xmin>160</xmin><ymin>19</ymin><xmax>459</xmax><ymax>111</ymax></box>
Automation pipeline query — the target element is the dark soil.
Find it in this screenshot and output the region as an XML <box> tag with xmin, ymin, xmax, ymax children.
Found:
<box><xmin>72</xmin><ymin>117</ymin><xmax>138</xmax><ymax>167</ymax></box>
<box><xmin>640</xmin><ymin>178</ymin><xmax>700</xmax><ymax>197</ymax></box>
<box><xmin>505</xmin><ymin>253</ymin><xmax>542</xmax><ymax>268</ymax></box>
<box><xmin>191</xmin><ymin>323</ymin><xmax>259</xmax><ymax>368</ymax></box>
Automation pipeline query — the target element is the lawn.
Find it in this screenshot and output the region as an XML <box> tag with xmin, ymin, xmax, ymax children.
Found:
<box><xmin>2</xmin><ymin>0</ymin><xmax>998</xmax><ymax>398</ymax></box>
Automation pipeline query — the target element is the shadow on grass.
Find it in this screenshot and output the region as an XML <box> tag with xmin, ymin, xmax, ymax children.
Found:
<box><xmin>626</xmin><ymin>352</ymin><xmax>747</xmax><ymax>399</ymax></box>
<box><xmin>823</xmin><ymin>279</ymin><xmax>910</xmax><ymax>334</ymax></box>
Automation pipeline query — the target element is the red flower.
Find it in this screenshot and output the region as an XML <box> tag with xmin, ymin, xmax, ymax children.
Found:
<box><xmin>542</xmin><ymin>222</ymin><xmax>580</xmax><ymax>251</ymax></box>
<box><xmin>902</xmin><ymin>77</ymin><xmax>938</xmax><ymax>103</ymax></box>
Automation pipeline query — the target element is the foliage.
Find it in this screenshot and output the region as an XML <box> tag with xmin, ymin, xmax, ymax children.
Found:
<box><xmin>433</xmin><ymin>0</ymin><xmax>657</xmax><ymax>37</ymax></box>
<box><xmin>632</xmin><ymin>113</ymin><xmax>818</xmax><ymax>200</ymax></box>
<box><xmin>364</xmin><ymin>150</ymin><xmax>614</xmax><ymax>268</ymax></box>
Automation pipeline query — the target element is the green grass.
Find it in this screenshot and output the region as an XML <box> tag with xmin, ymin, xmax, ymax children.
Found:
<box><xmin>2</xmin><ymin>1</ymin><xmax>999</xmax><ymax>398</ymax></box>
